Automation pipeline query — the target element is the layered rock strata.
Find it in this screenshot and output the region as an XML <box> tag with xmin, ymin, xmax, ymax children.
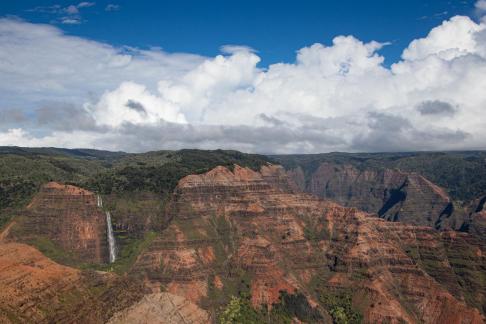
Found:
<box><xmin>133</xmin><ymin>164</ymin><xmax>485</xmax><ymax>323</ymax></box>
<box><xmin>0</xmin><ymin>242</ymin><xmax>81</xmax><ymax>323</ymax></box>
<box><xmin>287</xmin><ymin>163</ymin><xmax>467</xmax><ymax>230</ymax></box>
<box><xmin>9</xmin><ymin>182</ymin><xmax>108</xmax><ymax>263</ymax></box>
<box><xmin>0</xmin><ymin>242</ymin><xmax>146</xmax><ymax>323</ymax></box>
<box><xmin>107</xmin><ymin>293</ymin><xmax>211</xmax><ymax>324</ymax></box>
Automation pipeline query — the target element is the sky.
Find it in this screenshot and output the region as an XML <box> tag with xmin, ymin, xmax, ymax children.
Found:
<box><xmin>0</xmin><ymin>0</ymin><xmax>486</xmax><ymax>153</ymax></box>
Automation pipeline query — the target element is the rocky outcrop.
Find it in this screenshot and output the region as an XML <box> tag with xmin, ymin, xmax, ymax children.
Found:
<box><xmin>288</xmin><ymin>163</ymin><xmax>468</xmax><ymax>230</ymax></box>
<box><xmin>8</xmin><ymin>182</ymin><xmax>109</xmax><ymax>263</ymax></box>
<box><xmin>133</xmin><ymin>164</ymin><xmax>485</xmax><ymax>323</ymax></box>
<box><xmin>0</xmin><ymin>241</ymin><xmax>147</xmax><ymax>323</ymax></box>
<box><xmin>107</xmin><ymin>293</ymin><xmax>211</xmax><ymax>324</ymax></box>
<box><xmin>0</xmin><ymin>242</ymin><xmax>81</xmax><ymax>323</ymax></box>
<box><xmin>468</xmin><ymin>195</ymin><xmax>486</xmax><ymax>235</ymax></box>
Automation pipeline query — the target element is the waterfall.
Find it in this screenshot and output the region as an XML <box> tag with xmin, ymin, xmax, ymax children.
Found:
<box><xmin>106</xmin><ymin>211</ymin><xmax>117</xmax><ymax>263</ymax></box>
<box><xmin>97</xmin><ymin>195</ymin><xmax>116</xmax><ymax>263</ymax></box>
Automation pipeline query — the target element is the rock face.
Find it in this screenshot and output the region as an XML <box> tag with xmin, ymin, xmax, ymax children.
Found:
<box><xmin>288</xmin><ymin>163</ymin><xmax>467</xmax><ymax>230</ymax></box>
<box><xmin>0</xmin><ymin>241</ymin><xmax>147</xmax><ymax>324</ymax></box>
<box><xmin>2</xmin><ymin>166</ymin><xmax>486</xmax><ymax>323</ymax></box>
<box><xmin>0</xmin><ymin>242</ymin><xmax>81</xmax><ymax>323</ymax></box>
<box><xmin>107</xmin><ymin>293</ymin><xmax>211</xmax><ymax>324</ymax></box>
<box><xmin>9</xmin><ymin>182</ymin><xmax>109</xmax><ymax>263</ymax></box>
<box><xmin>133</xmin><ymin>164</ymin><xmax>485</xmax><ymax>323</ymax></box>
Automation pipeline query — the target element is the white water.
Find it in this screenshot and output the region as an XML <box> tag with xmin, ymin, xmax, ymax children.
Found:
<box><xmin>97</xmin><ymin>195</ymin><xmax>116</xmax><ymax>263</ymax></box>
<box><xmin>106</xmin><ymin>211</ymin><xmax>116</xmax><ymax>263</ymax></box>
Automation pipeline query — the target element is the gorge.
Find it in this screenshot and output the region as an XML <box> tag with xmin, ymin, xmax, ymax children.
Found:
<box><xmin>0</xmin><ymin>148</ymin><xmax>486</xmax><ymax>323</ymax></box>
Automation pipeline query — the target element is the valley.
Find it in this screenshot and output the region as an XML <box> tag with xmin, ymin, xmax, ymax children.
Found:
<box><xmin>1</xmin><ymin>148</ymin><xmax>486</xmax><ymax>323</ymax></box>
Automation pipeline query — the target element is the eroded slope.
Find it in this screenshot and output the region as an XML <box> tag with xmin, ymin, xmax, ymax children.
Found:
<box><xmin>133</xmin><ymin>164</ymin><xmax>485</xmax><ymax>323</ymax></box>
<box><xmin>8</xmin><ymin>182</ymin><xmax>109</xmax><ymax>264</ymax></box>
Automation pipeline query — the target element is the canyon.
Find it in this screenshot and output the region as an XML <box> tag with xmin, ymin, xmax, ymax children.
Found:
<box><xmin>131</xmin><ymin>164</ymin><xmax>485</xmax><ymax>323</ymax></box>
<box><xmin>281</xmin><ymin>158</ymin><xmax>486</xmax><ymax>236</ymax></box>
<box><xmin>1</xmin><ymin>148</ymin><xmax>486</xmax><ymax>323</ymax></box>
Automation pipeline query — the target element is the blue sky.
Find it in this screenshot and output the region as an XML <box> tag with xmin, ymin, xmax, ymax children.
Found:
<box><xmin>1</xmin><ymin>0</ymin><xmax>479</xmax><ymax>66</ymax></box>
<box><xmin>1</xmin><ymin>1</ymin><xmax>486</xmax><ymax>153</ymax></box>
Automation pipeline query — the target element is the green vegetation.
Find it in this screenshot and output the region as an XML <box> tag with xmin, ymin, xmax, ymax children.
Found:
<box><xmin>84</xmin><ymin>149</ymin><xmax>271</xmax><ymax>195</ymax></box>
<box><xmin>23</xmin><ymin>230</ymin><xmax>157</xmax><ymax>274</ymax></box>
<box><xmin>0</xmin><ymin>179</ymin><xmax>37</xmax><ymax>228</ymax></box>
<box><xmin>203</xmin><ymin>262</ymin><xmax>252</xmax><ymax>309</ymax></box>
<box><xmin>218</xmin><ymin>290</ymin><xmax>323</xmax><ymax>324</ymax></box>
<box><xmin>273</xmin><ymin>151</ymin><xmax>486</xmax><ymax>202</ymax></box>
<box><xmin>108</xmin><ymin>231</ymin><xmax>158</xmax><ymax>274</ymax></box>
<box><xmin>271</xmin><ymin>290</ymin><xmax>323</xmax><ymax>322</ymax></box>
<box><xmin>0</xmin><ymin>147</ymin><xmax>270</xmax><ymax>197</ymax></box>
<box><xmin>303</xmin><ymin>222</ymin><xmax>330</xmax><ymax>242</ymax></box>
<box><xmin>319</xmin><ymin>291</ymin><xmax>363</xmax><ymax>324</ymax></box>
<box><xmin>308</xmin><ymin>270</ymin><xmax>363</xmax><ymax>324</ymax></box>
<box><xmin>27</xmin><ymin>236</ymin><xmax>81</xmax><ymax>267</ymax></box>
<box><xmin>0</xmin><ymin>148</ymin><xmax>269</xmax><ymax>276</ymax></box>
<box><xmin>219</xmin><ymin>294</ymin><xmax>264</xmax><ymax>324</ymax></box>
<box><xmin>0</xmin><ymin>150</ymin><xmax>110</xmax><ymax>228</ymax></box>
<box><xmin>0</xmin><ymin>179</ymin><xmax>37</xmax><ymax>210</ymax></box>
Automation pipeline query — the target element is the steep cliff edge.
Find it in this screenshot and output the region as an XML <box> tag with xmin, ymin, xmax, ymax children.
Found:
<box><xmin>133</xmin><ymin>164</ymin><xmax>485</xmax><ymax>323</ymax></box>
<box><xmin>6</xmin><ymin>182</ymin><xmax>109</xmax><ymax>264</ymax></box>
<box><xmin>287</xmin><ymin>162</ymin><xmax>468</xmax><ymax>230</ymax></box>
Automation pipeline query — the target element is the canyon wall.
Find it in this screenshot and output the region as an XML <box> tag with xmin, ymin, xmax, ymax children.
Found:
<box><xmin>2</xmin><ymin>164</ymin><xmax>486</xmax><ymax>323</ymax></box>
<box><xmin>287</xmin><ymin>163</ymin><xmax>470</xmax><ymax>230</ymax></box>
<box><xmin>132</xmin><ymin>164</ymin><xmax>485</xmax><ymax>323</ymax></box>
<box><xmin>8</xmin><ymin>182</ymin><xmax>109</xmax><ymax>264</ymax></box>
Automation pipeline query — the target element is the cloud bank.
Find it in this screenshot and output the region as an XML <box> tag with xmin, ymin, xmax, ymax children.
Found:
<box><xmin>1</xmin><ymin>15</ymin><xmax>486</xmax><ymax>153</ymax></box>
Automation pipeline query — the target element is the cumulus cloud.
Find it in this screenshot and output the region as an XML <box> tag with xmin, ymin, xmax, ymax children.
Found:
<box><xmin>87</xmin><ymin>81</ymin><xmax>186</xmax><ymax>126</ymax></box>
<box><xmin>1</xmin><ymin>16</ymin><xmax>486</xmax><ymax>153</ymax></box>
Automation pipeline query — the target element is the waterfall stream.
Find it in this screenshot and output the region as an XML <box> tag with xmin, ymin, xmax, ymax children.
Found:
<box><xmin>97</xmin><ymin>195</ymin><xmax>116</xmax><ymax>263</ymax></box>
<box><xmin>105</xmin><ymin>211</ymin><xmax>116</xmax><ymax>263</ymax></box>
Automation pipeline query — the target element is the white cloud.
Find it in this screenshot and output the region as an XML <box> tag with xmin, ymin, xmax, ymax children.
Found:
<box><xmin>65</xmin><ymin>5</ymin><xmax>79</xmax><ymax>15</ymax></box>
<box><xmin>0</xmin><ymin>18</ymin><xmax>204</xmax><ymax>107</ymax></box>
<box><xmin>77</xmin><ymin>2</ymin><xmax>95</xmax><ymax>9</ymax></box>
<box><xmin>28</xmin><ymin>2</ymin><xmax>96</xmax><ymax>25</ymax></box>
<box><xmin>87</xmin><ymin>81</ymin><xmax>186</xmax><ymax>126</ymax></box>
<box><xmin>1</xmin><ymin>16</ymin><xmax>486</xmax><ymax>153</ymax></box>
<box><xmin>105</xmin><ymin>4</ymin><xmax>120</xmax><ymax>12</ymax></box>
<box><xmin>476</xmin><ymin>0</ymin><xmax>486</xmax><ymax>12</ymax></box>
<box><xmin>0</xmin><ymin>128</ymin><xmax>99</xmax><ymax>148</ymax></box>
<box><xmin>60</xmin><ymin>17</ymin><xmax>81</xmax><ymax>24</ymax></box>
<box><xmin>402</xmin><ymin>16</ymin><xmax>485</xmax><ymax>60</ymax></box>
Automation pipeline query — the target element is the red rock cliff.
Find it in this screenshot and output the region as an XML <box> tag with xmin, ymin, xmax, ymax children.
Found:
<box><xmin>133</xmin><ymin>164</ymin><xmax>485</xmax><ymax>323</ymax></box>
<box><xmin>288</xmin><ymin>163</ymin><xmax>467</xmax><ymax>230</ymax></box>
<box><xmin>8</xmin><ymin>182</ymin><xmax>109</xmax><ymax>263</ymax></box>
